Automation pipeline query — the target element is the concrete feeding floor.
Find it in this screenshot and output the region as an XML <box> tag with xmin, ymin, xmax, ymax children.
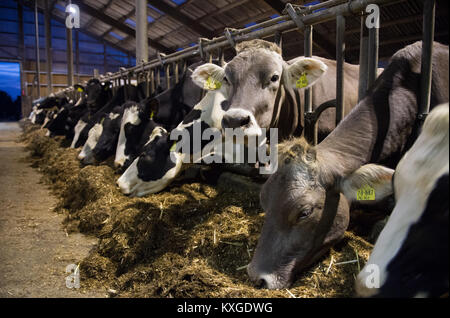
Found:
<box><xmin>0</xmin><ymin>122</ymin><xmax>104</xmax><ymax>298</ymax></box>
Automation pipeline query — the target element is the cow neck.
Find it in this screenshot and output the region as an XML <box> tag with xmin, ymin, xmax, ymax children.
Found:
<box><xmin>315</xmin><ymin>96</ymin><xmax>378</xmax><ymax>184</ymax></box>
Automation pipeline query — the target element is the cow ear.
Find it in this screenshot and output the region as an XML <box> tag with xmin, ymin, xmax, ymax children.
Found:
<box><xmin>147</xmin><ymin>98</ymin><xmax>159</xmax><ymax>119</ymax></box>
<box><xmin>286</xmin><ymin>57</ymin><xmax>327</xmax><ymax>89</ymax></box>
<box><xmin>74</xmin><ymin>84</ymin><xmax>85</xmax><ymax>93</ymax></box>
<box><xmin>191</xmin><ymin>63</ymin><xmax>225</xmax><ymax>90</ymax></box>
<box><xmin>338</xmin><ymin>164</ymin><xmax>394</xmax><ymax>204</ymax></box>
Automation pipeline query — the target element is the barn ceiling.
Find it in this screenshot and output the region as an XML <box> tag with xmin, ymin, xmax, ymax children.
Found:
<box><xmin>28</xmin><ymin>0</ymin><xmax>449</xmax><ymax>64</ymax></box>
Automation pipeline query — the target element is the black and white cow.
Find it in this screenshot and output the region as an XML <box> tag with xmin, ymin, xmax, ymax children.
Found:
<box><xmin>43</xmin><ymin>84</ymin><xmax>87</xmax><ymax>138</ymax></box>
<box><xmin>116</xmin><ymin>63</ymin><xmax>229</xmax><ymax>196</ymax></box>
<box><xmin>70</xmin><ymin>79</ymin><xmax>113</xmax><ymax>148</ymax></box>
<box><xmin>113</xmin><ymin>64</ymin><xmax>204</xmax><ymax>169</ymax></box>
<box><xmin>353</xmin><ymin>103</ymin><xmax>448</xmax><ymax>298</ymax></box>
<box><xmin>77</xmin><ymin>83</ymin><xmax>143</xmax><ymax>163</ymax></box>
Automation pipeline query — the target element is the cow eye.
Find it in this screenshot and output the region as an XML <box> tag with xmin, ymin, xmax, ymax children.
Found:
<box><xmin>296</xmin><ymin>208</ymin><xmax>313</xmax><ymax>222</ymax></box>
<box><xmin>270</xmin><ymin>74</ymin><xmax>279</xmax><ymax>82</ymax></box>
<box><xmin>223</xmin><ymin>77</ymin><xmax>229</xmax><ymax>85</ymax></box>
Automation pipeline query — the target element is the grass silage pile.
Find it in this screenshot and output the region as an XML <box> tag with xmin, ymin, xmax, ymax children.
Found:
<box><xmin>21</xmin><ymin>122</ymin><xmax>375</xmax><ymax>298</ymax></box>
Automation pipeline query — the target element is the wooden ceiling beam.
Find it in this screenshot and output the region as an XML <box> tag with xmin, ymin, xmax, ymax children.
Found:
<box><xmin>73</xmin><ymin>0</ymin><xmax>171</xmax><ymax>53</ymax></box>
<box><xmin>147</xmin><ymin>0</ymin><xmax>215</xmax><ymax>38</ymax></box>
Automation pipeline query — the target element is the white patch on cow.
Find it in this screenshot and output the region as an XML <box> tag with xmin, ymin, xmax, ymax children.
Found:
<box><xmin>45</xmin><ymin>130</ymin><xmax>51</xmax><ymax>137</ymax></box>
<box><xmin>31</xmin><ymin>109</ymin><xmax>43</xmax><ymax>124</ymax></box>
<box><xmin>114</xmin><ymin>105</ymin><xmax>140</xmax><ymax>168</ymax></box>
<box><xmin>145</xmin><ymin>126</ymin><xmax>165</xmax><ymax>146</ymax></box>
<box><xmin>109</xmin><ymin>112</ymin><xmax>120</xmax><ymax>120</ymax></box>
<box><xmin>78</xmin><ymin>123</ymin><xmax>103</xmax><ymax>163</ymax></box>
<box><xmin>71</xmin><ymin>119</ymin><xmax>87</xmax><ymax>148</ymax></box>
<box><xmin>117</xmin><ymin>151</ymin><xmax>184</xmax><ymax>197</ymax></box>
<box><xmin>355</xmin><ymin>103</ymin><xmax>449</xmax><ymax>297</ymax></box>
<box><xmin>42</xmin><ymin>115</ymin><xmax>51</xmax><ymax>129</ymax></box>
<box><xmin>74</xmin><ymin>96</ymin><xmax>83</xmax><ymax>106</ymax></box>
<box><xmin>29</xmin><ymin>106</ymin><xmax>37</xmax><ymax>121</ymax></box>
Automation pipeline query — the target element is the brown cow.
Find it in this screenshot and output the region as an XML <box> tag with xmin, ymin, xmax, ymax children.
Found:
<box><xmin>219</xmin><ymin>39</ymin><xmax>364</xmax><ymax>141</ymax></box>
<box><xmin>247</xmin><ymin>41</ymin><xmax>449</xmax><ymax>289</ymax></box>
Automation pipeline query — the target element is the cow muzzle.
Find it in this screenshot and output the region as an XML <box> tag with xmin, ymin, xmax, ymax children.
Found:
<box><xmin>221</xmin><ymin>109</ymin><xmax>263</xmax><ymax>141</ymax></box>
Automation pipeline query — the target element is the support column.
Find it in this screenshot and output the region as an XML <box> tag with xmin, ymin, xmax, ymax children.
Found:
<box><xmin>75</xmin><ymin>30</ymin><xmax>80</xmax><ymax>83</ymax></box>
<box><xmin>66</xmin><ymin>0</ymin><xmax>74</xmax><ymax>87</ymax></box>
<box><xmin>66</xmin><ymin>30</ymin><xmax>74</xmax><ymax>87</ymax></box>
<box><xmin>44</xmin><ymin>0</ymin><xmax>52</xmax><ymax>94</ymax></box>
<box><xmin>135</xmin><ymin>0</ymin><xmax>148</xmax><ymax>65</ymax></box>
<box><xmin>34</xmin><ymin>0</ymin><xmax>41</xmax><ymax>98</ymax></box>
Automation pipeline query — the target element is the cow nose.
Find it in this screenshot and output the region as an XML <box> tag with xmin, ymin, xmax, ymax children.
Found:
<box><xmin>255</xmin><ymin>278</ymin><xmax>268</xmax><ymax>289</ymax></box>
<box><xmin>221</xmin><ymin>114</ymin><xmax>251</xmax><ymax>129</ymax></box>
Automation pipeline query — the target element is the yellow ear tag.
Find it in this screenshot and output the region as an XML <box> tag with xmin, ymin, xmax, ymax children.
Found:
<box><xmin>356</xmin><ymin>185</ymin><xmax>376</xmax><ymax>201</ymax></box>
<box><xmin>150</xmin><ymin>111</ymin><xmax>155</xmax><ymax>120</ymax></box>
<box><xmin>169</xmin><ymin>141</ymin><xmax>177</xmax><ymax>152</ymax></box>
<box><xmin>204</xmin><ymin>77</ymin><xmax>222</xmax><ymax>90</ymax></box>
<box><xmin>77</xmin><ymin>87</ymin><xmax>84</xmax><ymax>92</ymax></box>
<box><xmin>296</xmin><ymin>72</ymin><xmax>309</xmax><ymax>88</ymax></box>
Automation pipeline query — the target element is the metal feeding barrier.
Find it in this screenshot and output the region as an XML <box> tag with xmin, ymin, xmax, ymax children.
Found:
<box><xmin>52</xmin><ymin>0</ymin><xmax>436</xmax><ymax>145</ymax></box>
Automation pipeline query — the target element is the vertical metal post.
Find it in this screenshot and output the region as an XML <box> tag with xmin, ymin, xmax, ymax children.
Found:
<box><xmin>358</xmin><ymin>15</ymin><xmax>369</xmax><ymax>101</ymax></box>
<box><xmin>303</xmin><ymin>25</ymin><xmax>317</xmax><ymax>145</ymax></box>
<box><xmin>93</xmin><ymin>69</ymin><xmax>99</xmax><ymax>78</ymax></box>
<box><xmin>34</xmin><ymin>0</ymin><xmax>41</xmax><ymax>97</ymax></box>
<box><xmin>150</xmin><ymin>69</ymin><xmax>155</xmax><ymax>94</ymax></box>
<box><xmin>135</xmin><ymin>0</ymin><xmax>148</xmax><ymax>64</ymax></box>
<box><xmin>336</xmin><ymin>15</ymin><xmax>345</xmax><ymax>126</ymax></box>
<box><xmin>75</xmin><ymin>30</ymin><xmax>80</xmax><ymax>83</ymax></box>
<box><xmin>156</xmin><ymin>67</ymin><xmax>161</xmax><ymax>89</ymax></box>
<box><xmin>44</xmin><ymin>0</ymin><xmax>52</xmax><ymax>94</ymax></box>
<box><xmin>304</xmin><ymin>25</ymin><xmax>313</xmax><ymax>114</ymax></box>
<box><xmin>274</xmin><ymin>31</ymin><xmax>283</xmax><ymax>49</ymax></box>
<box><xmin>175</xmin><ymin>62</ymin><xmax>179</xmax><ymax>84</ymax></box>
<box><xmin>218</xmin><ymin>48</ymin><xmax>225</xmax><ymax>66</ymax></box>
<box><xmin>103</xmin><ymin>43</ymin><xmax>108</xmax><ymax>73</ymax></box>
<box><xmin>165</xmin><ymin>64</ymin><xmax>171</xmax><ymax>89</ymax></box>
<box><xmin>419</xmin><ymin>0</ymin><xmax>436</xmax><ymax>119</ymax></box>
<box><xmin>367</xmin><ymin>24</ymin><xmax>379</xmax><ymax>89</ymax></box>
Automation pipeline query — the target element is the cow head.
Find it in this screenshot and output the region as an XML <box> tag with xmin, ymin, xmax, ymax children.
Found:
<box><xmin>90</xmin><ymin>106</ymin><xmax>124</xmax><ymax>163</ymax></box>
<box><xmin>117</xmin><ymin>63</ymin><xmax>229</xmax><ymax>197</ymax></box>
<box><xmin>217</xmin><ymin>39</ymin><xmax>327</xmax><ymax>140</ymax></box>
<box><xmin>114</xmin><ymin>98</ymin><xmax>160</xmax><ymax>169</ymax></box>
<box><xmin>78</xmin><ymin>118</ymin><xmax>104</xmax><ymax>165</ymax></box>
<box><xmin>84</xmin><ymin>79</ymin><xmax>111</xmax><ymax>112</ymax></box>
<box><xmin>248</xmin><ymin>138</ymin><xmax>395</xmax><ymax>289</ymax></box>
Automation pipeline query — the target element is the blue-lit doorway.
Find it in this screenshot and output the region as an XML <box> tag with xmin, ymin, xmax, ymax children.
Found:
<box><xmin>0</xmin><ymin>61</ymin><xmax>21</xmax><ymax>121</ymax></box>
